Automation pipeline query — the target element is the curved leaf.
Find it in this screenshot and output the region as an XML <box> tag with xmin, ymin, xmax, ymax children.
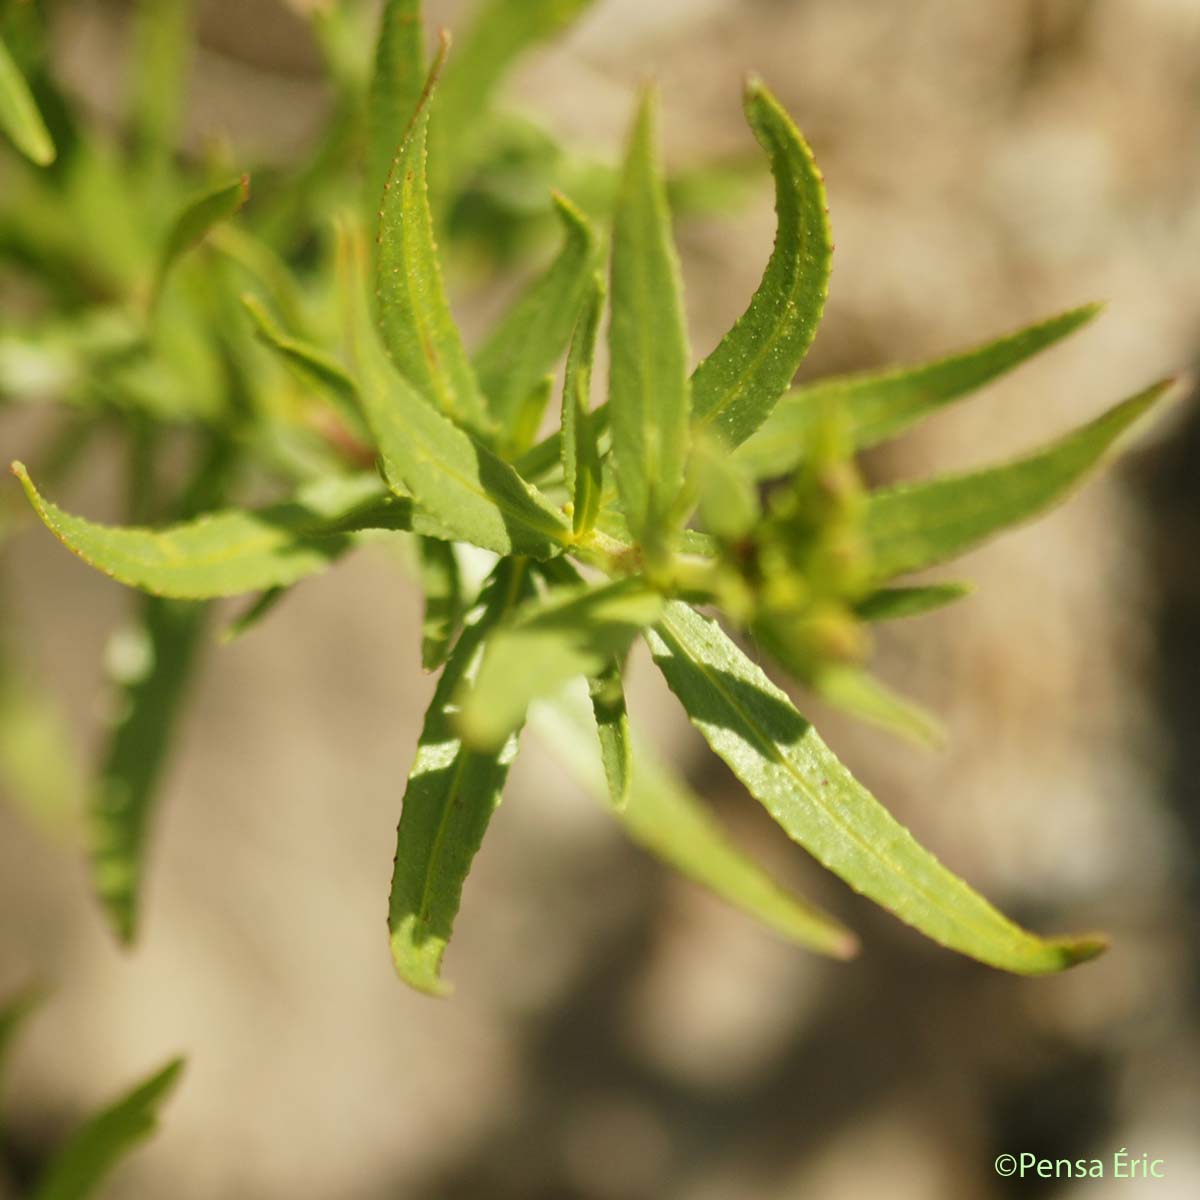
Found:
<box><xmin>561</xmin><ymin>273</ymin><xmax>604</xmax><ymax>536</ymax></box>
<box><xmin>0</xmin><ymin>32</ymin><xmax>54</xmax><ymax>165</ymax></box>
<box><xmin>865</xmin><ymin>380</ymin><xmax>1169</xmax><ymax>581</ymax></box>
<box><xmin>153</xmin><ymin>175</ymin><xmax>249</xmax><ymax>305</ymax></box>
<box><xmin>735</xmin><ymin>304</ymin><xmax>1104</xmax><ymax>480</ymax></box>
<box><xmin>12</xmin><ymin>466</ymin><xmax>411</xmax><ymax>599</ymax></box>
<box><xmin>649</xmin><ymin>601</ymin><xmax>1107</xmax><ymax>974</ymax></box>
<box><xmin>691</xmin><ymin>79</ymin><xmax>831</xmax><ymax>447</ymax></box>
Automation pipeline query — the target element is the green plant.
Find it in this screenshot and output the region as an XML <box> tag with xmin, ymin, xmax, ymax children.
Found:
<box><xmin>1</xmin><ymin>0</ymin><xmax>1171</xmax><ymax>1000</ymax></box>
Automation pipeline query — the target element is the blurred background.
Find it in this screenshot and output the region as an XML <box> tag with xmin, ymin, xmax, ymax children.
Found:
<box><xmin>2</xmin><ymin>0</ymin><xmax>1199</xmax><ymax>1196</ymax></box>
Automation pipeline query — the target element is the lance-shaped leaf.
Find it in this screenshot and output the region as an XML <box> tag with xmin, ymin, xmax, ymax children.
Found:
<box><xmin>12</xmin><ymin>465</ymin><xmax>412</xmax><ymax>599</ymax></box>
<box><xmin>346</xmin><ymin>227</ymin><xmax>571</xmax><ymax>558</ymax></box>
<box><xmin>0</xmin><ymin>33</ymin><xmax>55</xmax><ymax>165</ymax></box>
<box><xmin>811</xmin><ymin>664</ymin><xmax>944</xmax><ymax>748</ymax></box>
<box><xmin>416</xmin><ymin>536</ymin><xmax>462</xmax><ymax>670</ymax></box>
<box><xmin>529</xmin><ymin>687</ymin><xmax>858</xmax><ymax>958</ymax></box>
<box><xmin>33</xmin><ymin>1058</ymin><xmax>184</xmax><ymax>1200</ymax></box>
<box><xmin>562</xmin><ymin>273</ymin><xmax>604</xmax><ymax>536</ymax></box>
<box><xmin>93</xmin><ymin>597</ymin><xmax>207</xmax><ymax>942</ymax></box>
<box><xmin>389</xmin><ymin>560</ymin><xmax>535</xmax><ymax>995</ymax></box>
<box><xmin>735</xmin><ymin>304</ymin><xmax>1104</xmax><ymax>480</ymax></box>
<box><xmin>367</xmin><ymin>0</ymin><xmax>424</xmax><ymax>225</ymax></box>
<box><xmin>129</xmin><ymin>0</ymin><xmax>191</xmax><ymax>177</ymax></box>
<box><xmin>855</xmin><ymin>582</ymin><xmax>971</xmax><ymax>623</ymax></box>
<box><xmin>587</xmin><ymin>664</ymin><xmax>631</xmax><ymax>810</ymax></box>
<box><xmin>865</xmin><ymin>380</ymin><xmax>1169</xmax><ymax>581</ymax></box>
<box><xmin>152</xmin><ymin>175</ymin><xmax>249</xmax><ymax>306</ymax></box>
<box><xmin>648</xmin><ymin>601</ymin><xmax>1107</xmax><ymax>974</ymax></box>
<box><xmin>474</xmin><ymin>192</ymin><xmax>597</xmax><ymax>433</ymax></box>
<box><xmin>376</xmin><ymin>65</ymin><xmax>491</xmax><ymax>433</ymax></box>
<box><xmin>608</xmin><ymin>88</ymin><xmax>691</xmax><ymax>566</ymax></box>
<box><xmin>458</xmin><ymin>577</ymin><xmax>663</xmax><ymax>751</ymax></box>
<box><xmin>690</xmin><ymin>79</ymin><xmax>831</xmax><ymax>447</ymax></box>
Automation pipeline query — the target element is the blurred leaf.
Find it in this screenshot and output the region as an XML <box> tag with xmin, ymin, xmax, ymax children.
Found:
<box><xmin>218</xmin><ymin>587</ymin><xmax>287</xmax><ymax>644</ymax></box>
<box><xmin>691</xmin><ymin>79</ymin><xmax>831</xmax><ymax>447</ymax></box>
<box><xmin>529</xmin><ymin>687</ymin><xmax>858</xmax><ymax>958</ymax></box>
<box><xmin>153</xmin><ymin>176</ymin><xmax>249</xmax><ymax>308</ymax></box>
<box><xmin>417</xmin><ymin>536</ymin><xmax>462</xmax><ymax>670</ymax></box>
<box><xmin>587</xmin><ymin>663</ymin><xmax>631</xmax><ymax>810</ymax></box>
<box><xmin>854</xmin><ymin>582</ymin><xmax>971</xmax><ymax>622</ymax></box>
<box><xmin>811</xmin><ymin>663</ymin><xmax>944</xmax><ymax>747</ymax></box>
<box><xmin>376</xmin><ymin>66</ymin><xmax>491</xmax><ymax>434</ymax></box>
<box><xmin>12</xmin><ymin>466</ymin><xmax>411</xmax><ymax>599</ymax></box>
<box><xmin>561</xmin><ymin>273</ymin><xmax>604</xmax><ymax>537</ymax></box>
<box><xmin>0</xmin><ymin>32</ymin><xmax>54</xmax><ymax>165</ymax></box>
<box><xmin>389</xmin><ymin>559</ymin><xmax>535</xmax><ymax>994</ymax></box>
<box><xmin>690</xmin><ymin>431</ymin><xmax>760</xmax><ymax>541</ymax></box>
<box><xmin>474</xmin><ymin>192</ymin><xmax>596</xmax><ymax>434</ymax></box>
<box><xmin>33</xmin><ymin>1058</ymin><xmax>184</xmax><ymax>1200</ymax></box>
<box><xmin>367</xmin><ymin>0</ymin><xmax>424</xmax><ymax>225</ymax></box>
<box><xmin>649</xmin><ymin>601</ymin><xmax>1107</xmax><ymax>973</ymax></box>
<box><xmin>736</xmin><ymin>304</ymin><xmax>1104</xmax><ymax>480</ymax></box>
<box><xmin>865</xmin><ymin>380</ymin><xmax>1169</xmax><ymax>580</ymax></box>
<box><xmin>608</xmin><ymin>88</ymin><xmax>691</xmax><ymax>567</ymax></box>
<box><xmin>129</xmin><ymin>0</ymin><xmax>192</xmax><ymax>181</ymax></box>
<box><xmin>0</xmin><ymin>983</ymin><xmax>43</xmax><ymax>1082</ymax></box>
<box><xmin>458</xmin><ymin>576</ymin><xmax>663</xmax><ymax>751</ymax></box>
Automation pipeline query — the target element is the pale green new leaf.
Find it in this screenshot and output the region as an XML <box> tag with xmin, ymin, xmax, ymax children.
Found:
<box><xmin>12</xmin><ymin>466</ymin><xmax>411</xmax><ymax>599</ymax></box>
<box><xmin>458</xmin><ymin>577</ymin><xmax>663</xmax><ymax>751</ymax></box>
<box><xmin>865</xmin><ymin>380</ymin><xmax>1169</xmax><ymax>580</ymax></box>
<box><xmin>474</xmin><ymin>192</ymin><xmax>597</xmax><ymax>432</ymax></box>
<box><xmin>608</xmin><ymin>88</ymin><xmax>691</xmax><ymax>565</ymax></box>
<box><xmin>33</xmin><ymin>1058</ymin><xmax>184</xmax><ymax>1200</ymax></box>
<box><xmin>561</xmin><ymin>273</ymin><xmax>604</xmax><ymax>536</ymax></box>
<box><xmin>529</xmin><ymin>687</ymin><xmax>858</xmax><ymax>958</ymax></box>
<box><xmin>649</xmin><ymin>601</ymin><xmax>1107</xmax><ymax>974</ymax></box>
<box><xmin>0</xmin><ymin>33</ymin><xmax>55</xmax><ymax>165</ymax></box>
<box><xmin>855</xmin><ymin>582</ymin><xmax>971</xmax><ymax>623</ymax></box>
<box><xmin>152</xmin><ymin>176</ymin><xmax>249</xmax><ymax>306</ymax></box>
<box><xmin>376</xmin><ymin>85</ymin><xmax>491</xmax><ymax>432</ymax></box>
<box><xmin>735</xmin><ymin>304</ymin><xmax>1104</xmax><ymax>480</ymax></box>
<box><xmin>367</xmin><ymin>0</ymin><xmax>424</xmax><ymax>226</ymax></box>
<box><xmin>389</xmin><ymin>560</ymin><xmax>535</xmax><ymax>994</ymax></box>
<box><xmin>691</xmin><ymin>79</ymin><xmax>831</xmax><ymax>447</ymax></box>
<box><xmin>417</xmin><ymin>536</ymin><xmax>462</xmax><ymax>670</ymax></box>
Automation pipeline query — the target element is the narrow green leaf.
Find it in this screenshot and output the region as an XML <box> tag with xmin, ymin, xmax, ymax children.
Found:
<box><xmin>218</xmin><ymin>587</ymin><xmax>287</xmax><ymax>644</ymax></box>
<box><xmin>152</xmin><ymin>176</ymin><xmax>249</xmax><ymax>306</ymax></box>
<box><xmin>458</xmin><ymin>577</ymin><xmax>663</xmax><ymax>751</ymax></box>
<box><xmin>346</xmin><ymin>226</ymin><xmax>571</xmax><ymax>557</ymax></box>
<box><xmin>128</xmin><ymin>0</ymin><xmax>191</xmax><ymax>177</ymax></box>
<box><xmin>854</xmin><ymin>582</ymin><xmax>971</xmax><ymax>623</ymax></box>
<box><xmin>0</xmin><ymin>33</ymin><xmax>55</xmax><ymax>165</ymax></box>
<box><xmin>529</xmin><ymin>688</ymin><xmax>858</xmax><ymax>958</ymax></box>
<box><xmin>93</xmin><ymin>597</ymin><xmax>207</xmax><ymax>942</ymax></box>
<box><xmin>811</xmin><ymin>664</ymin><xmax>944</xmax><ymax>748</ymax></box>
<box><xmin>389</xmin><ymin>560</ymin><xmax>535</xmax><ymax>995</ymax></box>
<box><xmin>561</xmin><ymin>273</ymin><xmax>604</xmax><ymax>536</ymax></box>
<box><xmin>735</xmin><ymin>304</ymin><xmax>1105</xmax><ymax>480</ymax></box>
<box><xmin>367</xmin><ymin>0</ymin><xmax>424</xmax><ymax>226</ymax></box>
<box><xmin>608</xmin><ymin>87</ymin><xmax>691</xmax><ymax>565</ymax></box>
<box><xmin>12</xmin><ymin>465</ymin><xmax>411</xmax><ymax>599</ymax></box>
<box><xmin>474</xmin><ymin>192</ymin><xmax>597</xmax><ymax>433</ymax></box>
<box><xmin>416</xmin><ymin>536</ymin><xmax>462</xmax><ymax>670</ymax></box>
<box><xmin>33</xmin><ymin>1058</ymin><xmax>184</xmax><ymax>1200</ymax></box>
<box><xmin>0</xmin><ymin>983</ymin><xmax>43</xmax><ymax>1081</ymax></box>
<box><xmin>376</xmin><ymin>69</ymin><xmax>491</xmax><ymax>433</ymax></box>
<box><xmin>649</xmin><ymin>601</ymin><xmax>1107</xmax><ymax>974</ymax></box>
<box><xmin>690</xmin><ymin>79</ymin><xmax>831</xmax><ymax>447</ymax></box>
<box><xmin>690</xmin><ymin>431</ymin><xmax>760</xmax><ymax>541</ymax></box>
<box><xmin>587</xmin><ymin>664</ymin><xmax>631</xmax><ymax>810</ymax></box>
<box><xmin>865</xmin><ymin>380</ymin><xmax>1169</xmax><ymax>581</ymax></box>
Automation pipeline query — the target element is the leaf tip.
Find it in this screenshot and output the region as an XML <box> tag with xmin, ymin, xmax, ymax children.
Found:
<box><xmin>1050</xmin><ymin>932</ymin><xmax>1109</xmax><ymax>970</ymax></box>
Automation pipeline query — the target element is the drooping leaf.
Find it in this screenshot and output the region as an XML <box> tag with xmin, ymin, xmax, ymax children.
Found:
<box><xmin>376</xmin><ymin>65</ymin><xmax>491</xmax><ymax>433</ymax></box>
<box><xmin>587</xmin><ymin>664</ymin><xmax>631</xmax><ymax>810</ymax></box>
<box><xmin>648</xmin><ymin>601</ymin><xmax>1107</xmax><ymax>974</ymax></box>
<box><xmin>416</xmin><ymin>536</ymin><xmax>462</xmax><ymax>670</ymax></box>
<box><xmin>346</xmin><ymin>225</ymin><xmax>571</xmax><ymax>557</ymax></box>
<box><xmin>458</xmin><ymin>577</ymin><xmax>663</xmax><ymax>751</ymax></box>
<box><xmin>561</xmin><ymin>273</ymin><xmax>604</xmax><ymax>537</ymax></box>
<box><xmin>474</xmin><ymin>192</ymin><xmax>597</xmax><ymax>434</ymax></box>
<box><xmin>690</xmin><ymin>79</ymin><xmax>831</xmax><ymax>447</ymax></box>
<box><xmin>811</xmin><ymin>663</ymin><xmax>944</xmax><ymax>748</ymax></box>
<box><xmin>12</xmin><ymin>465</ymin><xmax>412</xmax><ymax>599</ymax></box>
<box><xmin>865</xmin><ymin>380</ymin><xmax>1169</xmax><ymax>581</ymax></box>
<box><xmin>33</xmin><ymin>1058</ymin><xmax>184</xmax><ymax>1200</ymax></box>
<box><xmin>529</xmin><ymin>687</ymin><xmax>858</xmax><ymax>958</ymax></box>
<box><xmin>608</xmin><ymin>87</ymin><xmax>691</xmax><ymax>566</ymax></box>
<box><xmin>152</xmin><ymin>176</ymin><xmax>249</xmax><ymax>306</ymax></box>
<box><xmin>735</xmin><ymin>304</ymin><xmax>1105</xmax><ymax>480</ymax></box>
<box><xmin>854</xmin><ymin>582</ymin><xmax>971</xmax><ymax>623</ymax></box>
<box><xmin>389</xmin><ymin>560</ymin><xmax>535</xmax><ymax>995</ymax></box>
<box><xmin>93</xmin><ymin>597</ymin><xmax>207</xmax><ymax>942</ymax></box>
<box><xmin>0</xmin><ymin>32</ymin><xmax>55</xmax><ymax>165</ymax></box>
<box><xmin>367</xmin><ymin>0</ymin><xmax>424</xmax><ymax>226</ymax></box>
